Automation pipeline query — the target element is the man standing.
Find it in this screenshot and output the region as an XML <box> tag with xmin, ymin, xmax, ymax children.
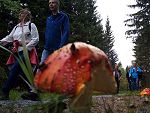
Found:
<box><xmin>40</xmin><ymin>0</ymin><xmax>70</xmax><ymax>64</ymax></box>
<box><xmin>113</xmin><ymin>63</ymin><xmax>122</xmax><ymax>93</ymax></box>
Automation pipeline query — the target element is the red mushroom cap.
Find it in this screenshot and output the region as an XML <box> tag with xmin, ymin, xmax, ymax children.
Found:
<box><xmin>34</xmin><ymin>42</ymin><xmax>116</xmax><ymax>96</ymax></box>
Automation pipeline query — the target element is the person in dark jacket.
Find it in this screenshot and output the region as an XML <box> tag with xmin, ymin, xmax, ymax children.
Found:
<box><xmin>126</xmin><ymin>66</ymin><xmax>131</xmax><ymax>90</ymax></box>
<box><xmin>40</xmin><ymin>0</ymin><xmax>70</xmax><ymax>64</ymax></box>
<box><xmin>113</xmin><ymin>63</ymin><xmax>122</xmax><ymax>93</ymax></box>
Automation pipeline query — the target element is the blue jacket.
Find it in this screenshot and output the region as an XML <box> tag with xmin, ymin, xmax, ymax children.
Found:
<box><xmin>129</xmin><ymin>66</ymin><xmax>142</xmax><ymax>78</ymax></box>
<box><xmin>44</xmin><ymin>12</ymin><xmax>70</xmax><ymax>51</ymax></box>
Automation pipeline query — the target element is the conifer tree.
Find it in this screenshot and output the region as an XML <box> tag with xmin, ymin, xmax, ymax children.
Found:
<box><xmin>103</xmin><ymin>17</ymin><xmax>118</xmax><ymax>67</ymax></box>
<box><xmin>125</xmin><ymin>0</ymin><xmax>150</xmax><ymax>72</ymax></box>
<box><xmin>0</xmin><ymin>0</ymin><xmax>21</xmax><ymax>36</ymax></box>
<box><xmin>0</xmin><ymin>0</ymin><xmax>119</xmax><ymax>70</ymax></box>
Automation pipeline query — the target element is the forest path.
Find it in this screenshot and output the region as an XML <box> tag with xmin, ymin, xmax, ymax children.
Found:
<box><xmin>0</xmin><ymin>95</ymin><xmax>149</xmax><ymax>113</ymax></box>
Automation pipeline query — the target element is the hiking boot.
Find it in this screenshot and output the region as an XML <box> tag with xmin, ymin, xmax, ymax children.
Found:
<box><xmin>21</xmin><ymin>92</ymin><xmax>40</xmax><ymax>101</ymax></box>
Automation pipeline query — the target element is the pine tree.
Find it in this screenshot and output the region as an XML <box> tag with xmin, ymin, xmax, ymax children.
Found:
<box><xmin>125</xmin><ymin>0</ymin><xmax>150</xmax><ymax>71</ymax></box>
<box><xmin>103</xmin><ymin>17</ymin><xmax>118</xmax><ymax>67</ymax></box>
<box><xmin>0</xmin><ymin>0</ymin><xmax>21</xmax><ymax>36</ymax></box>
<box><xmin>0</xmin><ymin>0</ymin><xmax>119</xmax><ymax>71</ymax></box>
<box><xmin>67</xmin><ymin>0</ymin><xmax>102</xmax><ymax>44</ymax></box>
<box><xmin>125</xmin><ymin>0</ymin><xmax>150</xmax><ymax>87</ymax></box>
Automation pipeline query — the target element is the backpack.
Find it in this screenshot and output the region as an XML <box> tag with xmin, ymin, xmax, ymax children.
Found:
<box><xmin>5</xmin><ymin>23</ymin><xmax>39</xmax><ymax>50</ymax></box>
<box><xmin>17</xmin><ymin>23</ymin><xmax>39</xmax><ymax>48</ymax></box>
<box><xmin>14</xmin><ymin>22</ymin><xmax>32</xmax><ymax>32</ymax></box>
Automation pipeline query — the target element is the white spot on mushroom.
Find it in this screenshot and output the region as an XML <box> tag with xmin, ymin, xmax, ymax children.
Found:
<box><xmin>81</xmin><ymin>66</ymin><xmax>84</xmax><ymax>69</ymax></box>
<box><xmin>76</xmin><ymin>59</ymin><xmax>80</xmax><ymax>64</ymax></box>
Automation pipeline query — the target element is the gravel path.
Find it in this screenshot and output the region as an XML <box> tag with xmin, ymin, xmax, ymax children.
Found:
<box><xmin>0</xmin><ymin>95</ymin><xmax>150</xmax><ymax>113</ymax></box>
<box><xmin>91</xmin><ymin>95</ymin><xmax>150</xmax><ymax>113</ymax></box>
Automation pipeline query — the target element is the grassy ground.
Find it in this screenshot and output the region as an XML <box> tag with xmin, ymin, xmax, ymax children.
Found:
<box><xmin>5</xmin><ymin>89</ymin><xmax>149</xmax><ymax>113</ymax></box>
<box><xmin>8</xmin><ymin>73</ymin><xmax>142</xmax><ymax>100</ymax></box>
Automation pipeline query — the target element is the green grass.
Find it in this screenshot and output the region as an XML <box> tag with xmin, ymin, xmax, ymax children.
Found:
<box><xmin>118</xmin><ymin>90</ymin><xmax>140</xmax><ymax>96</ymax></box>
<box><xmin>93</xmin><ymin>90</ymin><xmax>141</xmax><ymax>96</ymax></box>
<box><xmin>9</xmin><ymin>90</ymin><xmax>21</xmax><ymax>100</ymax></box>
<box><xmin>93</xmin><ymin>74</ymin><xmax>141</xmax><ymax>96</ymax></box>
<box><xmin>9</xmin><ymin>89</ymin><xmax>65</xmax><ymax>101</ymax></box>
<box><xmin>119</xmin><ymin>74</ymin><xmax>142</xmax><ymax>96</ymax></box>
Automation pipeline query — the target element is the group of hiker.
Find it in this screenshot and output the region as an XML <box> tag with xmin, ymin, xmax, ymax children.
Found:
<box><xmin>126</xmin><ymin>61</ymin><xmax>143</xmax><ymax>91</ymax></box>
<box><xmin>0</xmin><ymin>0</ymin><xmax>144</xmax><ymax>101</ymax></box>
<box><xmin>0</xmin><ymin>0</ymin><xmax>70</xmax><ymax>100</ymax></box>
<box><xmin>113</xmin><ymin>61</ymin><xmax>143</xmax><ymax>93</ymax></box>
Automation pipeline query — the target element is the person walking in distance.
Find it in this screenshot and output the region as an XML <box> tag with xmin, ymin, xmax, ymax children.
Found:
<box><xmin>129</xmin><ymin>61</ymin><xmax>142</xmax><ymax>90</ymax></box>
<box><xmin>126</xmin><ymin>66</ymin><xmax>131</xmax><ymax>90</ymax></box>
<box><xmin>113</xmin><ymin>63</ymin><xmax>122</xmax><ymax>93</ymax></box>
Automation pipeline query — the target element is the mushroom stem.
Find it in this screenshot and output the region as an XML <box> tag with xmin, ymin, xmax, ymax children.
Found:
<box><xmin>70</xmin><ymin>75</ymin><xmax>94</xmax><ymax>113</ymax></box>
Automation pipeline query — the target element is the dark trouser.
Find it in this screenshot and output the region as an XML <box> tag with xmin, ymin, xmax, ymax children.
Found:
<box><xmin>2</xmin><ymin>51</ymin><xmax>29</xmax><ymax>96</ymax></box>
<box><xmin>138</xmin><ymin>78</ymin><xmax>142</xmax><ymax>89</ymax></box>
<box><xmin>40</xmin><ymin>49</ymin><xmax>54</xmax><ymax>65</ymax></box>
<box><xmin>115</xmin><ymin>77</ymin><xmax>120</xmax><ymax>93</ymax></box>
<box><xmin>131</xmin><ymin>77</ymin><xmax>139</xmax><ymax>90</ymax></box>
<box><xmin>127</xmin><ymin>78</ymin><xmax>132</xmax><ymax>90</ymax></box>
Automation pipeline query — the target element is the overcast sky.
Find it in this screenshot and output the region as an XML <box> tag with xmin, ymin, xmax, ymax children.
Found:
<box><xmin>96</xmin><ymin>0</ymin><xmax>137</xmax><ymax>68</ymax></box>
